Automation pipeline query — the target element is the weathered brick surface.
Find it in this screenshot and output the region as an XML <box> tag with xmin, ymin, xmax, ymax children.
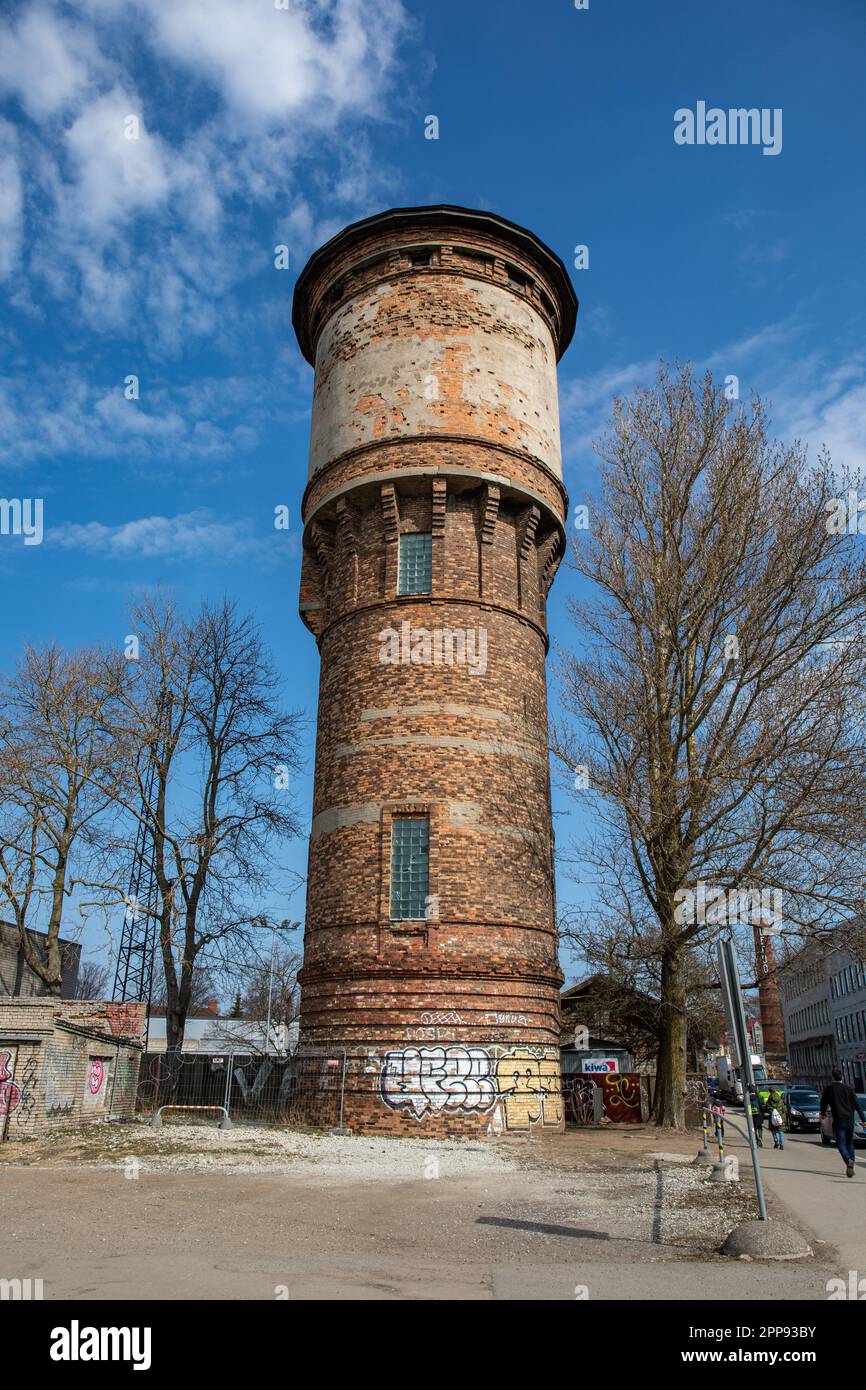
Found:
<box><xmin>0</xmin><ymin>998</ymin><xmax>144</xmax><ymax>1138</ymax></box>
<box><xmin>292</xmin><ymin>206</ymin><xmax>577</xmax><ymax>1136</ymax></box>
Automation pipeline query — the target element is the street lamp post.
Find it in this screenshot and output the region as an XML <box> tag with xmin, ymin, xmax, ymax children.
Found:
<box><xmin>256</xmin><ymin>916</ymin><xmax>300</xmax><ymax>1055</ymax></box>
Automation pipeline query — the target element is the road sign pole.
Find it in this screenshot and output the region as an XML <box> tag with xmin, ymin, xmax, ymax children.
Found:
<box><xmin>717</xmin><ymin>938</ymin><xmax>768</xmax><ymax>1221</ymax></box>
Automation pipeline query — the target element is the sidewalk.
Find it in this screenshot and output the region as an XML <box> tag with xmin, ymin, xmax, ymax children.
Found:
<box><xmin>724</xmin><ymin>1124</ymin><xmax>866</xmax><ymax>1277</ymax></box>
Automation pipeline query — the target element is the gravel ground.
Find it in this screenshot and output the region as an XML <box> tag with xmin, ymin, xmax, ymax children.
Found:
<box><xmin>1</xmin><ymin>1120</ymin><xmax>757</xmax><ymax>1253</ymax></box>
<box><xmin>2</xmin><ymin>1120</ymin><xmax>521</xmax><ymax>1182</ymax></box>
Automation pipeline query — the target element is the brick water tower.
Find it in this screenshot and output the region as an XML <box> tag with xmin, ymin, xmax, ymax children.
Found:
<box><xmin>292</xmin><ymin>205</ymin><xmax>577</xmax><ymax>1135</ymax></box>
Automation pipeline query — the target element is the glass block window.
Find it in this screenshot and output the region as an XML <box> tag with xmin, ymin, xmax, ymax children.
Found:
<box><xmin>390</xmin><ymin>817</ymin><xmax>429</xmax><ymax>920</ymax></box>
<box><xmin>398</xmin><ymin>532</ymin><xmax>432</xmax><ymax>595</ymax></box>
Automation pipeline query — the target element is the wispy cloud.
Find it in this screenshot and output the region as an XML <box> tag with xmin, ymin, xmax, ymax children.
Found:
<box><xmin>0</xmin><ymin>0</ymin><xmax>412</xmax><ymax>349</ymax></box>
<box><xmin>0</xmin><ymin>368</ymin><xmax>298</xmax><ymax>467</ymax></box>
<box><xmin>49</xmin><ymin>508</ymin><xmax>288</xmax><ymax>564</ymax></box>
<box><xmin>560</xmin><ymin>319</ymin><xmax>866</xmax><ymax>476</ymax></box>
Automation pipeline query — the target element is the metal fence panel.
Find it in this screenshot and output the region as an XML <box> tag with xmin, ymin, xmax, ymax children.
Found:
<box><xmin>136</xmin><ymin>1051</ymin><xmax>347</xmax><ymax>1127</ymax></box>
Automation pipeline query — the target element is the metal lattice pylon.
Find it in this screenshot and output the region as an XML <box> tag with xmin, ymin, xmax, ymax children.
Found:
<box><xmin>113</xmin><ymin>704</ymin><xmax>165</xmax><ymax>1040</ymax></box>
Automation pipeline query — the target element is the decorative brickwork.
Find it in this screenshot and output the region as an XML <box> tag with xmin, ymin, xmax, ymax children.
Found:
<box><xmin>292</xmin><ymin>206</ymin><xmax>578</xmax><ymax>1135</ymax></box>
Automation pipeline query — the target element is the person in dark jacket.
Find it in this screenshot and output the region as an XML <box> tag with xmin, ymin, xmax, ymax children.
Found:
<box><xmin>748</xmin><ymin>1089</ymin><xmax>765</xmax><ymax>1147</ymax></box>
<box><xmin>820</xmin><ymin>1069</ymin><xmax>866</xmax><ymax>1177</ymax></box>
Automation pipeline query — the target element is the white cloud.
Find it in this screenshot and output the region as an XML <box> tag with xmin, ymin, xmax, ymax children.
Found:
<box><xmin>559</xmin><ymin>322</ymin><xmax>866</xmax><ymax>478</ymax></box>
<box><xmin>0</xmin><ymin>118</ymin><xmax>22</xmax><ymax>277</ymax></box>
<box><xmin>0</xmin><ymin>0</ymin><xmax>412</xmax><ymax>341</ymax></box>
<box><xmin>763</xmin><ymin>351</ymin><xmax>866</xmax><ymax>476</ymax></box>
<box><xmin>50</xmin><ymin>509</ymin><xmax>269</xmax><ymax>562</ymax></box>
<box><xmin>0</xmin><ymin>369</ymin><xmax>270</xmax><ymax>466</ymax></box>
<box><xmin>140</xmin><ymin>0</ymin><xmax>407</xmax><ymax>125</ymax></box>
<box><xmin>0</xmin><ymin>5</ymin><xmax>101</xmax><ymax>119</ymax></box>
<box><xmin>559</xmin><ymin>356</ymin><xmax>660</xmax><ymax>456</ymax></box>
<box><xmin>62</xmin><ymin>88</ymin><xmax>173</xmax><ymax>235</ymax></box>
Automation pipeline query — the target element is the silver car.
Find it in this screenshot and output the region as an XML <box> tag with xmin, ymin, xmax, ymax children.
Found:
<box><xmin>819</xmin><ymin>1093</ymin><xmax>866</xmax><ymax>1147</ymax></box>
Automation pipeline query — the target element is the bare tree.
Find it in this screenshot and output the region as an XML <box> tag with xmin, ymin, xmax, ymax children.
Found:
<box><xmin>148</xmin><ymin>961</ymin><xmax>222</xmax><ymax>1014</ymax></box>
<box><xmin>0</xmin><ymin>644</ymin><xmax>126</xmax><ymax>994</ymax></box>
<box><xmin>74</xmin><ymin>955</ymin><xmax>112</xmax><ymax>1000</ymax></box>
<box><xmin>101</xmin><ymin>593</ymin><xmax>304</xmax><ymax>1056</ymax></box>
<box><xmin>237</xmin><ymin>946</ymin><xmax>302</xmax><ymax>1030</ymax></box>
<box><xmin>554</xmin><ymin>363</ymin><xmax>866</xmax><ymax>1127</ymax></box>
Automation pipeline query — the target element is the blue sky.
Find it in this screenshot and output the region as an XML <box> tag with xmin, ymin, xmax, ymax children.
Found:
<box><xmin>1</xmin><ymin>0</ymin><xmax>864</xmax><ymax>979</ymax></box>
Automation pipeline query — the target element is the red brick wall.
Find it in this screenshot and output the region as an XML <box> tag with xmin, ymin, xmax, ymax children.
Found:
<box><xmin>293</xmin><ymin>208</ymin><xmax>576</xmax><ymax>1135</ymax></box>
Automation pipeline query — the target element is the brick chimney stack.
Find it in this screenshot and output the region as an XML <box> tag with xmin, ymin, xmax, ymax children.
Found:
<box><xmin>292</xmin><ymin>205</ymin><xmax>578</xmax><ymax>1134</ymax></box>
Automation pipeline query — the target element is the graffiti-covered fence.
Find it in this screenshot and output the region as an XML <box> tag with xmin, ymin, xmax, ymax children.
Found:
<box><xmin>136</xmin><ymin>1051</ymin><xmax>347</xmax><ymax>1127</ymax></box>
<box><xmin>561</xmin><ymin>1071</ymin><xmax>657</xmax><ymax>1124</ymax></box>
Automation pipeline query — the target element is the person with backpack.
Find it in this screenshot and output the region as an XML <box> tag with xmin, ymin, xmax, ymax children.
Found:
<box><xmin>767</xmin><ymin>1086</ymin><xmax>786</xmax><ymax>1150</ymax></box>
<box><xmin>820</xmin><ymin>1069</ymin><xmax>866</xmax><ymax>1177</ymax></box>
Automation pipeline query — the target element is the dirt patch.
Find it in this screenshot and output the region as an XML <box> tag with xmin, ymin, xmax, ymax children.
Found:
<box><xmin>0</xmin><ymin>1119</ymin><xmax>757</xmax><ymax>1258</ymax></box>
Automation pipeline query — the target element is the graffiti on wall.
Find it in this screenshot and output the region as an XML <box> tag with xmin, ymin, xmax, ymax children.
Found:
<box><xmin>404</xmin><ymin>1010</ymin><xmax>467</xmax><ymax>1042</ymax></box>
<box><xmin>562</xmin><ymin>1074</ymin><xmax>597</xmax><ymax>1125</ymax></box>
<box><xmin>44</xmin><ymin>1045</ymin><xmax>76</xmax><ymax>1117</ymax></box>
<box><xmin>602</xmin><ymin>1072</ymin><xmax>641</xmax><ymax>1122</ymax></box>
<box><xmin>562</xmin><ymin>1071</ymin><xmax>644</xmax><ymax>1124</ymax></box>
<box><xmin>82</xmin><ymin>1057</ymin><xmax>111</xmax><ymax>1109</ymax></box>
<box><xmin>11</xmin><ymin>1052</ymin><xmax>38</xmax><ymax>1130</ymax></box>
<box><xmin>379</xmin><ymin>1044</ymin><xmax>562</xmax><ymax>1130</ymax></box>
<box><xmin>0</xmin><ymin>1048</ymin><xmax>21</xmax><ymax>1123</ymax></box>
<box><xmin>381</xmin><ymin>1046</ymin><xmax>496</xmax><ymax>1119</ymax></box>
<box><xmin>496</xmin><ymin>1049</ymin><xmax>563</xmax><ymax>1128</ymax></box>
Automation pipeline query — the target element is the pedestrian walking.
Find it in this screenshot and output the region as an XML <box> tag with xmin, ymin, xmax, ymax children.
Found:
<box><xmin>767</xmin><ymin>1086</ymin><xmax>786</xmax><ymax>1150</ymax></box>
<box><xmin>748</xmin><ymin>1089</ymin><xmax>764</xmax><ymax>1147</ymax></box>
<box><xmin>820</xmin><ymin>1069</ymin><xmax>866</xmax><ymax>1178</ymax></box>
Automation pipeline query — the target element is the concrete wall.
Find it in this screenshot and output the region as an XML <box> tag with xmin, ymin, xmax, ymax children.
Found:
<box><xmin>0</xmin><ymin>999</ymin><xmax>144</xmax><ymax>1139</ymax></box>
<box><xmin>309</xmin><ymin>276</ymin><xmax>562</xmax><ymax>479</ymax></box>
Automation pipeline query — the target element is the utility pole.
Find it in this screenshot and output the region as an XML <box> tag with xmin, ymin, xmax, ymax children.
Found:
<box><xmin>253</xmin><ymin>916</ymin><xmax>300</xmax><ymax>1055</ymax></box>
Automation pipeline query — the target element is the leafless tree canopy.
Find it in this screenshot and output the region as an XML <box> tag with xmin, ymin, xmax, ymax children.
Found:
<box><xmin>73</xmin><ymin>956</ymin><xmax>112</xmax><ymax>1000</ymax></box>
<box><xmin>0</xmin><ymin>593</ymin><xmax>305</xmax><ymax>1039</ymax></box>
<box><xmin>0</xmin><ymin>643</ymin><xmax>126</xmax><ymax>994</ymax></box>
<box><xmin>554</xmin><ymin>363</ymin><xmax>866</xmax><ymax>1126</ymax></box>
<box><xmin>97</xmin><ymin>592</ymin><xmax>305</xmax><ymax>1054</ymax></box>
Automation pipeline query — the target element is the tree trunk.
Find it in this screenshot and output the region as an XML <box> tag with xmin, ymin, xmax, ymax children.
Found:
<box><xmin>653</xmin><ymin>945</ymin><xmax>688</xmax><ymax>1127</ymax></box>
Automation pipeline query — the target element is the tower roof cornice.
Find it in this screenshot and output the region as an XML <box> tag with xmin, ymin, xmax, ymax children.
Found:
<box><xmin>292</xmin><ymin>203</ymin><xmax>579</xmax><ymax>366</ymax></box>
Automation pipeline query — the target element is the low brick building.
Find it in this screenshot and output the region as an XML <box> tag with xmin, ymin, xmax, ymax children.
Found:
<box><xmin>0</xmin><ymin>999</ymin><xmax>145</xmax><ymax>1140</ymax></box>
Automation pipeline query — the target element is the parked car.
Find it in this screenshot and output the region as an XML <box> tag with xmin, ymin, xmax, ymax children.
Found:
<box><xmin>786</xmin><ymin>1086</ymin><xmax>821</xmax><ymax>1132</ymax></box>
<box><xmin>820</xmin><ymin>1094</ymin><xmax>866</xmax><ymax>1147</ymax></box>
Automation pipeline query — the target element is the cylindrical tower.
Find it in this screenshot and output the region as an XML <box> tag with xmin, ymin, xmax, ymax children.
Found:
<box><xmin>292</xmin><ymin>205</ymin><xmax>577</xmax><ymax>1135</ymax></box>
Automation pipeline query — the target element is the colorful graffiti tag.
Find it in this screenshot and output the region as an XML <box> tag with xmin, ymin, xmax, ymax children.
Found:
<box><xmin>379</xmin><ymin>1044</ymin><xmax>562</xmax><ymax>1130</ymax></box>
<box><xmin>87</xmin><ymin>1059</ymin><xmax>105</xmax><ymax>1095</ymax></box>
<box><xmin>602</xmin><ymin>1072</ymin><xmax>641</xmax><ymax>1122</ymax></box>
<box><xmin>561</xmin><ymin>1071</ymin><xmax>644</xmax><ymax>1124</ymax></box>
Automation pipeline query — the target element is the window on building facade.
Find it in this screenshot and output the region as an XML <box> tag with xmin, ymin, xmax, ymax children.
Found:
<box><xmin>390</xmin><ymin>816</ymin><xmax>430</xmax><ymax>920</ymax></box>
<box><xmin>397</xmin><ymin>533</ymin><xmax>432</xmax><ymax>595</ymax></box>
